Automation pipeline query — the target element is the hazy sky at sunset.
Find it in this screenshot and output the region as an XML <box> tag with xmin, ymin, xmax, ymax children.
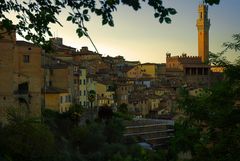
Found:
<box><xmin>15</xmin><ymin>0</ymin><xmax>240</xmax><ymax>63</ymax></box>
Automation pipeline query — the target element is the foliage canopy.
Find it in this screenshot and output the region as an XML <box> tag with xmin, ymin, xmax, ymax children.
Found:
<box><xmin>0</xmin><ymin>0</ymin><xmax>220</xmax><ymax>48</ymax></box>
<box><xmin>170</xmin><ymin>33</ymin><xmax>240</xmax><ymax>161</ymax></box>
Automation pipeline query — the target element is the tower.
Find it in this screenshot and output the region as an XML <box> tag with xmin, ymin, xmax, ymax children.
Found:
<box><xmin>196</xmin><ymin>1</ymin><xmax>210</xmax><ymax>63</ymax></box>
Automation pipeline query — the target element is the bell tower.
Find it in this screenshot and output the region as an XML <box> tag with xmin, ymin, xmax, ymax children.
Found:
<box><xmin>196</xmin><ymin>1</ymin><xmax>210</xmax><ymax>63</ymax></box>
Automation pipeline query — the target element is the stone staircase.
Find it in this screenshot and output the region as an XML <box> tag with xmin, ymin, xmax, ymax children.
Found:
<box><xmin>124</xmin><ymin>119</ymin><xmax>174</xmax><ymax>148</ymax></box>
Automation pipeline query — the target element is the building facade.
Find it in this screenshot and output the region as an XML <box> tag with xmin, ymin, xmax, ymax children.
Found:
<box><xmin>0</xmin><ymin>27</ymin><xmax>42</xmax><ymax>123</ymax></box>
<box><xmin>127</xmin><ymin>63</ymin><xmax>158</xmax><ymax>79</ymax></box>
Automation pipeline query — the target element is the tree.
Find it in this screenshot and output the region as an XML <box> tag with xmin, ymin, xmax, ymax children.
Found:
<box><xmin>104</xmin><ymin>117</ymin><xmax>125</xmax><ymax>143</ymax></box>
<box><xmin>98</xmin><ymin>105</ymin><xmax>113</xmax><ymax>120</ymax></box>
<box><xmin>0</xmin><ymin>0</ymin><xmax>220</xmax><ymax>48</ymax></box>
<box><xmin>170</xmin><ymin>33</ymin><xmax>240</xmax><ymax>161</ymax></box>
<box><xmin>0</xmin><ymin>120</ymin><xmax>56</xmax><ymax>161</ymax></box>
<box><xmin>118</xmin><ymin>103</ymin><xmax>128</xmax><ymax>114</ymax></box>
<box><xmin>88</xmin><ymin>90</ymin><xmax>96</xmax><ymax>121</ymax></box>
<box><xmin>70</xmin><ymin>122</ymin><xmax>106</xmax><ymax>154</ymax></box>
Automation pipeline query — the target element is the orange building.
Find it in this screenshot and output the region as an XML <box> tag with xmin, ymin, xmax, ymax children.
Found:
<box><xmin>0</xmin><ymin>26</ymin><xmax>42</xmax><ymax>123</ymax></box>
<box><xmin>166</xmin><ymin>53</ymin><xmax>210</xmax><ymax>88</ymax></box>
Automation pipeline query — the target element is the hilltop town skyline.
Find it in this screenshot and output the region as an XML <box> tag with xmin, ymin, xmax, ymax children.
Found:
<box><xmin>1</xmin><ymin>1</ymin><xmax>240</xmax><ymax>160</ymax></box>
<box><xmin>11</xmin><ymin>0</ymin><xmax>240</xmax><ymax>63</ymax></box>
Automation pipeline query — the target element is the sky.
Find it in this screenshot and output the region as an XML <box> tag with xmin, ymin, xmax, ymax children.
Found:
<box><xmin>15</xmin><ymin>0</ymin><xmax>240</xmax><ymax>63</ymax></box>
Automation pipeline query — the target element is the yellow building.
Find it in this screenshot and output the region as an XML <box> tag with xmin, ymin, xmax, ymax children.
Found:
<box><xmin>74</xmin><ymin>68</ymin><xmax>97</xmax><ymax>108</ymax></box>
<box><xmin>211</xmin><ymin>66</ymin><xmax>224</xmax><ymax>73</ymax></box>
<box><xmin>44</xmin><ymin>87</ymin><xmax>71</xmax><ymax>113</ymax></box>
<box><xmin>43</xmin><ymin>54</ymin><xmax>97</xmax><ymax>111</ymax></box>
<box><xmin>0</xmin><ymin>26</ymin><xmax>42</xmax><ymax>123</ymax></box>
<box><xmin>96</xmin><ymin>82</ymin><xmax>115</xmax><ymax>107</ymax></box>
<box><xmin>127</xmin><ymin>63</ymin><xmax>158</xmax><ymax>79</ymax></box>
<box><xmin>42</xmin><ymin>55</ymin><xmax>76</xmax><ymax>112</ymax></box>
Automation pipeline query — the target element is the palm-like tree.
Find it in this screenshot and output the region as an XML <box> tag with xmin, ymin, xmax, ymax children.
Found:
<box><xmin>88</xmin><ymin>90</ymin><xmax>96</xmax><ymax>121</ymax></box>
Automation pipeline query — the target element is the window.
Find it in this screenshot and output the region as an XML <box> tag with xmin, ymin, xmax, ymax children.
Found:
<box><xmin>66</xmin><ymin>96</ymin><xmax>68</xmax><ymax>102</ymax></box>
<box><xmin>83</xmin><ymin>79</ymin><xmax>86</xmax><ymax>85</ymax></box>
<box><xmin>60</xmin><ymin>96</ymin><xmax>63</xmax><ymax>103</ymax></box>
<box><xmin>198</xmin><ymin>68</ymin><xmax>203</xmax><ymax>75</ymax></box>
<box><xmin>23</xmin><ymin>55</ymin><xmax>30</xmax><ymax>63</ymax></box>
<box><xmin>79</xmin><ymin>90</ymin><xmax>82</xmax><ymax>96</ymax></box>
<box><xmin>200</xmin><ymin>12</ymin><xmax>203</xmax><ymax>19</ymax></box>
<box><xmin>49</xmin><ymin>81</ymin><xmax>52</xmax><ymax>87</ymax></box>
<box><xmin>66</xmin><ymin>95</ymin><xmax>71</xmax><ymax>102</ymax></box>
<box><xmin>204</xmin><ymin>68</ymin><xmax>209</xmax><ymax>75</ymax></box>
<box><xmin>192</xmin><ymin>68</ymin><xmax>197</xmax><ymax>75</ymax></box>
<box><xmin>79</xmin><ymin>79</ymin><xmax>82</xmax><ymax>85</ymax></box>
<box><xmin>50</xmin><ymin>69</ymin><xmax>53</xmax><ymax>75</ymax></box>
<box><xmin>186</xmin><ymin>68</ymin><xmax>190</xmax><ymax>75</ymax></box>
<box><xmin>84</xmin><ymin>90</ymin><xmax>86</xmax><ymax>96</ymax></box>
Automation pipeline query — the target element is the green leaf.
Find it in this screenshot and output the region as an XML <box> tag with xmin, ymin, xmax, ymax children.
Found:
<box><xmin>164</xmin><ymin>17</ymin><xmax>171</xmax><ymax>24</ymax></box>
<box><xmin>47</xmin><ymin>30</ymin><xmax>53</xmax><ymax>37</ymax></box>
<box><xmin>168</xmin><ymin>8</ymin><xmax>177</xmax><ymax>15</ymax></box>
<box><xmin>25</xmin><ymin>35</ymin><xmax>31</xmax><ymax>40</ymax></box>
<box><xmin>72</xmin><ymin>17</ymin><xmax>76</xmax><ymax>23</ymax></box>
<box><xmin>84</xmin><ymin>15</ymin><xmax>89</xmax><ymax>21</ymax></box>
<box><xmin>16</xmin><ymin>15</ymin><xmax>21</xmax><ymax>19</ymax></box>
<box><xmin>67</xmin><ymin>16</ymin><xmax>72</xmax><ymax>21</ymax></box>
<box><xmin>83</xmin><ymin>9</ymin><xmax>88</xmax><ymax>14</ymax></box>
<box><xmin>159</xmin><ymin>17</ymin><xmax>164</xmax><ymax>23</ymax></box>
<box><xmin>102</xmin><ymin>19</ymin><xmax>108</xmax><ymax>25</ymax></box>
<box><xmin>76</xmin><ymin>29</ymin><xmax>83</xmax><ymax>38</ymax></box>
<box><xmin>205</xmin><ymin>0</ymin><xmax>220</xmax><ymax>5</ymax></box>
<box><xmin>154</xmin><ymin>13</ymin><xmax>160</xmax><ymax>18</ymax></box>
<box><xmin>108</xmin><ymin>20</ymin><xmax>114</xmax><ymax>27</ymax></box>
<box><xmin>28</xmin><ymin>24</ymin><xmax>34</xmax><ymax>29</ymax></box>
<box><xmin>95</xmin><ymin>9</ymin><xmax>102</xmax><ymax>16</ymax></box>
